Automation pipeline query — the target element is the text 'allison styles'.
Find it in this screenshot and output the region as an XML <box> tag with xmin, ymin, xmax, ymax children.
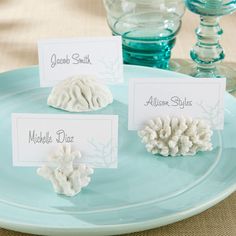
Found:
<box><xmin>144</xmin><ymin>96</ymin><xmax>193</xmax><ymax>109</ymax></box>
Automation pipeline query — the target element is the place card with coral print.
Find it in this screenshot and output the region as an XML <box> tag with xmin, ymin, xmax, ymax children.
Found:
<box><xmin>38</xmin><ymin>36</ymin><xmax>123</xmax><ymax>87</ymax></box>
<box><xmin>128</xmin><ymin>78</ymin><xmax>226</xmax><ymax>130</ymax></box>
<box><xmin>12</xmin><ymin>113</ymin><xmax>118</xmax><ymax>168</ymax></box>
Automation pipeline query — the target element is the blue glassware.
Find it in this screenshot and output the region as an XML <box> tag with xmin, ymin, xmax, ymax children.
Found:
<box><xmin>103</xmin><ymin>0</ymin><xmax>185</xmax><ymax>69</ymax></box>
<box><xmin>185</xmin><ymin>0</ymin><xmax>236</xmax><ymax>92</ymax></box>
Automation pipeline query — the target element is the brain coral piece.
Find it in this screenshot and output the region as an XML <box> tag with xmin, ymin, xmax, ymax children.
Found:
<box><xmin>47</xmin><ymin>75</ymin><xmax>113</xmax><ymax>112</ymax></box>
<box><xmin>138</xmin><ymin>116</ymin><xmax>213</xmax><ymax>157</ymax></box>
<box><xmin>37</xmin><ymin>144</ymin><xmax>94</xmax><ymax>197</ymax></box>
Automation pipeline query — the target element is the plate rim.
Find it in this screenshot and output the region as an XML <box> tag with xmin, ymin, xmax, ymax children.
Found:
<box><xmin>0</xmin><ymin>185</ymin><xmax>235</xmax><ymax>235</ymax></box>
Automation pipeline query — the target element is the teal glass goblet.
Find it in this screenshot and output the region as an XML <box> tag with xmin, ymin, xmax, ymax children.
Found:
<box><xmin>185</xmin><ymin>0</ymin><xmax>236</xmax><ymax>92</ymax></box>
<box><xmin>103</xmin><ymin>0</ymin><xmax>185</xmax><ymax>69</ymax></box>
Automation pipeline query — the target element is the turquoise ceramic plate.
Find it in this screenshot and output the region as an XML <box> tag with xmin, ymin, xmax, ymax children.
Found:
<box><xmin>0</xmin><ymin>65</ymin><xmax>236</xmax><ymax>236</ymax></box>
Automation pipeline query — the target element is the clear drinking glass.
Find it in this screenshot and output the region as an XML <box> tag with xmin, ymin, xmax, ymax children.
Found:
<box><xmin>184</xmin><ymin>0</ymin><xmax>236</xmax><ymax>92</ymax></box>
<box><xmin>103</xmin><ymin>0</ymin><xmax>185</xmax><ymax>69</ymax></box>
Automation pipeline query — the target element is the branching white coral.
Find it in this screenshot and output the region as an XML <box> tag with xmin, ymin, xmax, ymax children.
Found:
<box><xmin>138</xmin><ymin>116</ymin><xmax>213</xmax><ymax>157</ymax></box>
<box><xmin>47</xmin><ymin>75</ymin><xmax>113</xmax><ymax>112</ymax></box>
<box><xmin>37</xmin><ymin>144</ymin><xmax>94</xmax><ymax>197</ymax></box>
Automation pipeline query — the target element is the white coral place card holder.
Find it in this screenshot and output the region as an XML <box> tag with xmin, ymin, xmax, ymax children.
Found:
<box><xmin>38</xmin><ymin>36</ymin><xmax>123</xmax><ymax>87</ymax></box>
<box><xmin>128</xmin><ymin>78</ymin><xmax>226</xmax><ymax>130</ymax></box>
<box><xmin>12</xmin><ymin>113</ymin><xmax>118</xmax><ymax>168</ymax></box>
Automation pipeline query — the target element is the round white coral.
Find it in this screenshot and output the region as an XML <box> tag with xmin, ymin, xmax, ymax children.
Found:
<box><xmin>37</xmin><ymin>144</ymin><xmax>94</xmax><ymax>197</ymax></box>
<box><xmin>138</xmin><ymin>116</ymin><xmax>213</xmax><ymax>157</ymax></box>
<box><xmin>47</xmin><ymin>75</ymin><xmax>113</xmax><ymax>112</ymax></box>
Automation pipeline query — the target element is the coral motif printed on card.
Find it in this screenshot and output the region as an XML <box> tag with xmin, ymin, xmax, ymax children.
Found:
<box><xmin>80</xmin><ymin>138</ymin><xmax>117</xmax><ymax>168</ymax></box>
<box><xmin>97</xmin><ymin>56</ymin><xmax>123</xmax><ymax>84</ymax></box>
<box><xmin>196</xmin><ymin>100</ymin><xmax>224</xmax><ymax>129</ymax></box>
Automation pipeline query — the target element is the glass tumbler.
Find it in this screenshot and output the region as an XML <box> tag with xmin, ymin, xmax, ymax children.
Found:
<box><xmin>103</xmin><ymin>0</ymin><xmax>185</xmax><ymax>69</ymax></box>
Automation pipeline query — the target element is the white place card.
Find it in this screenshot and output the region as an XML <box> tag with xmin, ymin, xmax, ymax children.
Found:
<box><xmin>129</xmin><ymin>78</ymin><xmax>226</xmax><ymax>130</ymax></box>
<box><xmin>38</xmin><ymin>37</ymin><xmax>123</xmax><ymax>87</ymax></box>
<box><xmin>12</xmin><ymin>114</ymin><xmax>118</xmax><ymax>168</ymax></box>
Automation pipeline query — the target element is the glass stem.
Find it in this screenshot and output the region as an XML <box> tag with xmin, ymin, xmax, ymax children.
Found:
<box><xmin>191</xmin><ymin>15</ymin><xmax>225</xmax><ymax>76</ymax></box>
